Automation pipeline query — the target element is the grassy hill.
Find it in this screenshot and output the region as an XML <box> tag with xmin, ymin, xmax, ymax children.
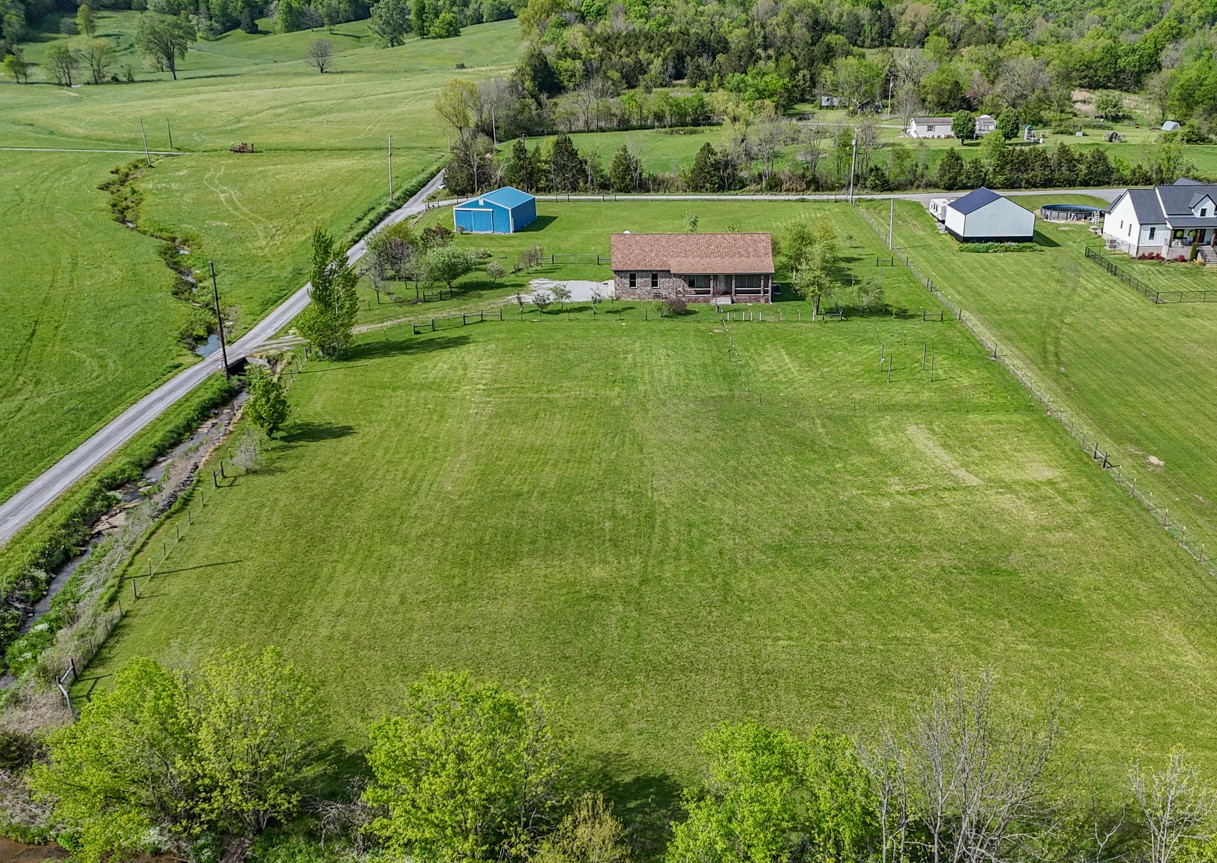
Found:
<box><xmin>0</xmin><ymin>17</ymin><xmax>520</xmax><ymax>501</ymax></box>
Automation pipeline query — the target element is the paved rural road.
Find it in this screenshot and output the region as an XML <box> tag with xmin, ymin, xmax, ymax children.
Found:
<box><xmin>0</xmin><ymin>176</ymin><xmax>1118</xmax><ymax>546</ymax></box>
<box><xmin>0</xmin><ymin>170</ymin><xmax>446</xmax><ymax>547</ymax></box>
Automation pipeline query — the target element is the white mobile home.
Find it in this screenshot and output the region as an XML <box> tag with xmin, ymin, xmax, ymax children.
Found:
<box><xmin>906</xmin><ymin>117</ymin><xmax>955</xmax><ymax>139</ymax></box>
<box><xmin>944</xmin><ymin>188</ymin><xmax>1036</xmax><ymax>241</ymax></box>
<box><xmin>929</xmin><ymin>198</ymin><xmax>950</xmax><ymax>221</ymax></box>
<box><xmin>975</xmin><ymin>114</ymin><xmax>997</xmax><ymax>136</ymax></box>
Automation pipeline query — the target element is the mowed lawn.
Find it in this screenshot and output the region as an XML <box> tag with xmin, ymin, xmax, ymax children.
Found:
<box><xmin>85</xmin><ymin>263</ymin><xmax>1217</xmax><ymax>789</ymax></box>
<box><xmin>862</xmin><ymin>195</ymin><xmax>1217</xmax><ymax>559</ymax></box>
<box><xmin>0</xmin><ymin>19</ymin><xmax>519</xmax><ymax>503</ymax></box>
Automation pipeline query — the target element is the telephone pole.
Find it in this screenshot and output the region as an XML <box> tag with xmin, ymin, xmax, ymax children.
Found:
<box><xmin>209</xmin><ymin>261</ymin><xmax>230</xmax><ymax>379</ymax></box>
<box><xmin>139</xmin><ymin>118</ymin><xmax>152</xmax><ymax>167</ymax></box>
<box><xmin>388</xmin><ymin>134</ymin><xmax>394</xmax><ymax>201</ymax></box>
<box><xmin>166</xmin><ymin>118</ymin><xmax>174</xmax><ymax>151</ymax></box>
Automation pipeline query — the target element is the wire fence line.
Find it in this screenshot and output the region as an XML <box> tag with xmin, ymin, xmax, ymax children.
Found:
<box><xmin>853</xmin><ymin>201</ymin><xmax>1217</xmax><ymax>576</ymax></box>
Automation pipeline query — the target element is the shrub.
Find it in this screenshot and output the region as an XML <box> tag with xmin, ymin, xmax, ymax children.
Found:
<box><xmin>659</xmin><ymin>297</ymin><xmax>688</xmax><ymax>317</ymax></box>
<box><xmin>959</xmin><ymin>242</ymin><xmax>1042</xmax><ymax>253</ymax></box>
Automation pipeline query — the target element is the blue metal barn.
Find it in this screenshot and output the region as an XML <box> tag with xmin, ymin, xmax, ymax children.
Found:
<box><xmin>453</xmin><ymin>187</ymin><xmax>537</xmax><ymax>234</ymax></box>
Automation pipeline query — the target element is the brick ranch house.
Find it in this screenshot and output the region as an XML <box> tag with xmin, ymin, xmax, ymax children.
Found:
<box><xmin>610</xmin><ymin>232</ymin><xmax>775</xmax><ymax>304</ymax></box>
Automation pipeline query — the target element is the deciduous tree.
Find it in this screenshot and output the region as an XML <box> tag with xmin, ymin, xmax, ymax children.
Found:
<box><xmin>369</xmin><ymin>0</ymin><xmax>410</xmax><ymax>46</ymax></box>
<box><xmin>364</xmin><ymin>671</ymin><xmax>568</xmax><ymax>861</ymax></box>
<box><xmin>84</xmin><ymin>37</ymin><xmax>112</xmax><ymax>84</ymax></box>
<box><xmin>75</xmin><ymin>2</ymin><xmax>95</xmax><ymax>36</ymax></box>
<box><xmin>3</xmin><ymin>47</ymin><xmax>31</xmax><ymax>83</ymax></box>
<box><xmin>306</xmin><ymin>38</ymin><xmax>332</xmax><ymax>72</ymax></box>
<box><xmin>244</xmin><ymin>368</ymin><xmax>290</xmax><ymax>437</ymax></box>
<box><xmin>422</xmin><ymin>245</ymin><xmax>475</xmax><ymax>291</ymax></box>
<box><xmin>134</xmin><ymin>12</ymin><xmax>196</xmax><ymax>80</ymax></box>
<box><xmin>297</xmin><ymin>227</ymin><xmax>359</xmax><ymax>357</ymax></box>
<box><xmin>45</xmin><ymin>44</ymin><xmax>79</xmax><ymax>86</ymax></box>
<box><xmin>952</xmin><ymin>110</ymin><xmax>976</xmax><ymax>143</ymax></box>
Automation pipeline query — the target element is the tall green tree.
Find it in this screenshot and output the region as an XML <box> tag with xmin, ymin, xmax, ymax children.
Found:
<box><xmin>502</xmin><ymin>136</ymin><xmax>542</xmax><ymax>191</ymax></box>
<box><xmin>134</xmin><ymin>12</ymin><xmax>196</xmax><ymax>80</ymax></box>
<box><xmin>244</xmin><ymin>368</ymin><xmax>290</xmax><ymax>437</ymax></box>
<box><xmin>548</xmin><ymin>132</ymin><xmax>586</xmax><ymax>191</ymax></box>
<box><xmin>297</xmin><ymin>227</ymin><xmax>359</xmax><ymax>358</ymax></box>
<box><xmin>30</xmin><ymin>658</ymin><xmax>195</xmax><ymax>862</ymax></box>
<box><xmin>3</xmin><ymin>47</ymin><xmax>31</xmax><ymax>82</ymax></box>
<box><xmin>937</xmin><ymin>147</ymin><xmax>965</xmax><ymax>190</ymax></box>
<box><xmin>410</xmin><ymin>0</ymin><xmax>427</xmax><ymax>37</ymax></box>
<box><xmin>364</xmin><ymin>671</ymin><xmax>568</xmax><ymax>862</ymax></box>
<box><xmin>783</xmin><ymin>218</ymin><xmax>840</xmax><ymax>318</ymax></box>
<box><xmin>688</xmin><ymin>142</ymin><xmax>722</xmax><ymax>192</ymax></box>
<box><xmin>996</xmin><ymin>108</ymin><xmax>1021</xmax><ymax>140</ymax></box>
<box><xmin>951</xmin><ymin>110</ymin><xmax>976</xmax><ymax>143</ymax></box>
<box><xmin>422</xmin><ymin>245</ymin><xmax>475</xmax><ymax>291</ymax></box>
<box><xmin>84</xmin><ymin>37</ymin><xmax>112</xmax><ymax>84</ymax></box>
<box><xmin>45</xmin><ymin>43</ymin><xmax>79</xmax><ymax>86</ymax></box>
<box><xmin>607</xmin><ymin>142</ymin><xmax>642</xmax><ymax>192</ymax></box>
<box><xmin>30</xmin><ymin>649</ymin><xmax>325</xmax><ymax>863</ymax></box>
<box><xmin>75</xmin><ymin>2</ymin><xmax>95</xmax><ymax>36</ymax></box>
<box><xmin>667</xmin><ymin>721</ymin><xmax>809</xmax><ymax>863</ymax></box>
<box><xmin>369</xmin><ymin>0</ymin><xmax>411</xmax><ymax>46</ymax></box>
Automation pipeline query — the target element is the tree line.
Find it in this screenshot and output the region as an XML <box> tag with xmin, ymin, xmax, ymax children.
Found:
<box><xmin>5</xmin><ymin>654</ymin><xmax>1217</xmax><ymax>863</ymax></box>
<box><xmin>443</xmin><ymin>124</ymin><xmax>1193</xmax><ymax>198</ymax></box>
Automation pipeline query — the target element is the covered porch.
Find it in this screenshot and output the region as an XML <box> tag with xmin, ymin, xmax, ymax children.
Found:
<box><xmin>679</xmin><ymin>273</ymin><xmax>772</xmax><ymax>304</ymax></box>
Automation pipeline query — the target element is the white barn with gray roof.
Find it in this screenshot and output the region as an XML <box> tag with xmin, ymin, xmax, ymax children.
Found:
<box><xmin>943</xmin><ymin>188</ymin><xmax>1036</xmax><ymax>241</ymax></box>
<box><xmin>1101</xmin><ymin>179</ymin><xmax>1217</xmax><ymax>261</ymax></box>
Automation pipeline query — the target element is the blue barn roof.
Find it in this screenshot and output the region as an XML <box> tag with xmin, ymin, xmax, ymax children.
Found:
<box><xmin>949</xmin><ymin>187</ymin><xmax>1004</xmax><ymax>215</ymax></box>
<box><xmin>467</xmin><ymin>186</ymin><xmax>534</xmax><ymax>209</ymax></box>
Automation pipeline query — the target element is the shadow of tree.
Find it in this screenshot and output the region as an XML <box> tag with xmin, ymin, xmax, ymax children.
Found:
<box><xmin>342</xmin><ymin>332</ymin><xmax>472</xmax><ymax>362</ymax></box>
<box><xmin>279</xmin><ymin>422</ymin><xmax>357</xmax><ymax>444</ymax></box>
<box><xmin>572</xmin><ymin>752</ymin><xmax>684</xmax><ymax>858</ymax></box>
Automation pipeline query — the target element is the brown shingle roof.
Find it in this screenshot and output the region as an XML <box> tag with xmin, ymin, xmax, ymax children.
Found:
<box><xmin>610</xmin><ymin>233</ymin><xmax>774</xmax><ymax>275</ymax></box>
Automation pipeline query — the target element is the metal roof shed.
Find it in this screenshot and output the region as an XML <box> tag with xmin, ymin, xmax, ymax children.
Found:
<box><xmin>453</xmin><ymin>187</ymin><xmax>537</xmax><ymax>234</ymax></box>
<box><xmin>944</xmin><ymin>187</ymin><xmax>1035</xmax><ymax>241</ymax></box>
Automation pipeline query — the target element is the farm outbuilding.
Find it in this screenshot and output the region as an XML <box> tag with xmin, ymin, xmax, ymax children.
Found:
<box><xmin>944</xmin><ymin>188</ymin><xmax>1036</xmax><ymax>241</ymax></box>
<box><xmin>453</xmin><ymin>186</ymin><xmax>537</xmax><ymax>234</ymax></box>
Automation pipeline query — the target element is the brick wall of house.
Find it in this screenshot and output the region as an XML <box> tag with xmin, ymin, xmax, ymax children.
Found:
<box><xmin>612</xmin><ymin>272</ymin><xmax>771</xmax><ymax>304</ymax></box>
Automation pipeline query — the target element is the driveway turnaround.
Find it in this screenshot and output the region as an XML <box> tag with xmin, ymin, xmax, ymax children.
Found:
<box><xmin>0</xmin><ymin>171</ymin><xmax>446</xmax><ymax>547</ymax></box>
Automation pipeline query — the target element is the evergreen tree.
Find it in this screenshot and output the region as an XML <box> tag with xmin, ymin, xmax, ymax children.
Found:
<box><xmin>607</xmin><ymin>143</ymin><xmax>641</xmax><ymax>192</ymax></box>
<box><xmin>297</xmin><ymin>227</ymin><xmax>359</xmax><ymax>358</ymax></box>
<box><xmin>1080</xmin><ymin>146</ymin><xmax>1115</xmax><ymax>186</ymax></box>
<box><xmin>502</xmin><ymin>137</ymin><xmax>540</xmax><ymax>191</ymax></box>
<box><xmin>548</xmin><ymin>133</ymin><xmax>585</xmax><ymax>191</ymax></box>
<box><xmin>937</xmin><ymin>147</ymin><xmax>965</xmax><ymax>190</ymax></box>
<box><xmin>689</xmin><ymin>142</ymin><xmax>722</xmax><ymax>192</ymax></box>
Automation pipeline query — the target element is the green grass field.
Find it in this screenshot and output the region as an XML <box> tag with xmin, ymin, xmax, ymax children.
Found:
<box><xmin>0</xmin><ymin>16</ymin><xmax>519</xmax><ymax>503</ymax></box>
<box><xmin>860</xmin><ymin>194</ymin><xmax>1217</xmax><ymax>561</ymax></box>
<box><xmin>82</xmin><ymin>202</ymin><xmax>1217</xmax><ymax>799</ymax></box>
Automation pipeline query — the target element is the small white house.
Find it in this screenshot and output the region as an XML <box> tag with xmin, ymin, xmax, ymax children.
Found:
<box><xmin>944</xmin><ymin>188</ymin><xmax>1036</xmax><ymax>241</ymax></box>
<box><xmin>1101</xmin><ymin>179</ymin><xmax>1217</xmax><ymax>259</ymax></box>
<box><xmin>907</xmin><ymin>117</ymin><xmax>955</xmax><ymax>138</ymax></box>
<box><xmin>975</xmin><ymin>114</ymin><xmax>997</xmax><ymax>136</ymax></box>
<box><xmin>820</xmin><ymin>95</ymin><xmax>842</xmax><ymax>108</ymax></box>
<box><xmin>1162</xmin><ymin>120</ymin><xmax>1182</xmax><ymax>132</ymax></box>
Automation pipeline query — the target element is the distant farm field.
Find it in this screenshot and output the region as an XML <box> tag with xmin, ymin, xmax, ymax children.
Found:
<box><xmin>0</xmin><ymin>17</ymin><xmax>518</xmax><ymax>503</ymax></box>
<box><xmin>84</xmin><ymin>202</ymin><xmax>1217</xmax><ymax>796</ymax></box>
<box><xmin>860</xmin><ymin>195</ymin><xmax>1217</xmax><ymax>565</ymax></box>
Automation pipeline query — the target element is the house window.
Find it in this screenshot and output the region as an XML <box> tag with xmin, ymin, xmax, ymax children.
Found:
<box><xmin>650</xmin><ymin>272</ymin><xmax>659</xmax><ymax>288</ymax></box>
<box><xmin>1149</xmin><ymin>227</ymin><xmax>1156</xmax><ymax>240</ymax></box>
<box><xmin>628</xmin><ymin>273</ymin><xmax>636</xmax><ymax>288</ymax></box>
<box><xmin>1128</xmin><ymin>224</ymin><xmax>1132</xmax><ymax>237</ymax></box>
<box><xmin>1203</xmin><ymin>208</ymin><xmax>1209</xmax><ymax>217</ymax></box>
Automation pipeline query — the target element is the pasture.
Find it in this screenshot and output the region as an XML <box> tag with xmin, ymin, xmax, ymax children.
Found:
<box><xmin>0</xmin><ymin>17</ymin><xmax>519</xmax><ymax>503</ymax></box>
<box><xmin>860</xmin><ymin>194</ymin><xmax>1217</xmax><ymax>563</ymax></box>
<box><xmin>82</xmin><ymin>201</ymin><xmax>1217</xmax><ymax>795</ymax></box>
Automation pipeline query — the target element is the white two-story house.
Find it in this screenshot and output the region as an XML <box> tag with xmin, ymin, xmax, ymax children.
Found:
<box><xmin>1101</xmin><ymin>179</ymin><xmax>1217</xmax><ymax>262</ymax></box>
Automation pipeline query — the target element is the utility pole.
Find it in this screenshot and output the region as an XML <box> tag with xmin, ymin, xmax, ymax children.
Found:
<box><xmin>139</xmin><ymin>118</ymin><xmax>152</xmax><ymax>167</ymax></box>
<box><xmin>209</xmin><ymin>261</ymin><xmax>230</xmax><ymax>379</ymax></box>
<box><xmin>388</xmin><ymin>134</ymin><xmax>394</xmax><ymax>201</ymax></box>
<box><xmin>889</xmin><ymin>196</ymin><xmax>895</xmax><ymax>250</ymax></box>
<box><xmin>848</xmin><ymin>134</ymin><xmax>857</xmax><ymax>204</ymax></box>
<box><xmin>490</xmin><ymin>102</ymin><xmax>497</xmax><ymax>147</ymax></box>
<box><xmin>166</xmin><ymin>119</ymin><xmax>174</xmax><ymax>151</ymax></box>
